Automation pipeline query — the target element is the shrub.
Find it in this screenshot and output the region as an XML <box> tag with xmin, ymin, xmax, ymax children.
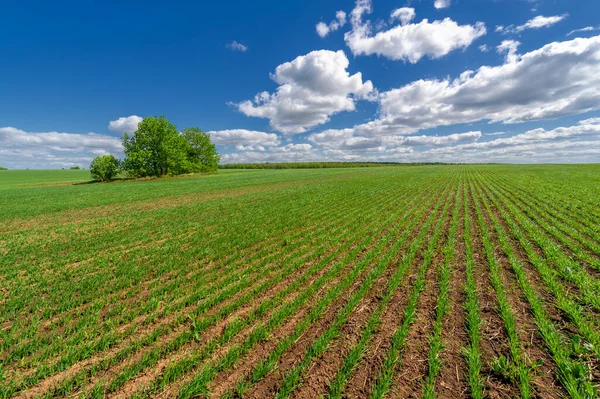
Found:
<box><xmin>90</xmin><ymin>155</ymin><xmax>120</xmax><ymax>182</ymax></box>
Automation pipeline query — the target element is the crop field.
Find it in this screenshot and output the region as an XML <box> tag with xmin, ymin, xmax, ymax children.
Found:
<box><xmin>1</xmin><ymin>165</ymin><xmax>600</xmax><ymax>399</ymax></box>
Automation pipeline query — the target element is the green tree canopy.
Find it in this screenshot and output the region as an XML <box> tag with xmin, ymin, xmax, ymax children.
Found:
<box><xmin>90</xmin><ymin>155</ymin><xmax>120</xmax><ymax>181</ymax></box>
<box><xmin>122</xmin><ymin>116</ymin><xmax>220</xmax><ymax>177</ymax></box>
<box><xmin>182</xmin><ymin>127</ymin><xmax>220</xmax><ymax>172</ymax></box>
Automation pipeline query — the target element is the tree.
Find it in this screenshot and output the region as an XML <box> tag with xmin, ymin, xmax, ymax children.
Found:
<box><xmin>122</xmin><ymin>116</ymin><xmax>189</xmax><ymax>177</ymax></box>
<box><xmin>70</xmin><ymin>166</ymin><xmax>81</xmax><ymax>170</ymax></box>
<box><xmin>0</xmin><ymin>166</ymin><xmax>7</xmax><ymax>171</ymax></box>
<box><xmin>182</xmin><ymin>127</ymin><xmax>220</xmax><ymax>172</ymax></box>
<box><xmin>90</xmin><ymin>155</ymin><xmax>120</xmax><ymax>181</ymax></box>
<box><xmin>122</xmin><ymin>116</ymin><xmax>220</xmax><ymax>177</ymax></box>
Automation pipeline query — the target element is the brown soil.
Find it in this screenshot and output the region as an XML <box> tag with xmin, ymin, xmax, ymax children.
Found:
<box><xmin>147</xmin><ymin>245</ymin><xmax>357</xmax><ymax>399</ymax></box>
<box><xmin>476</xmin><ymin>183</ymin><xmax>565</xmax><ymax>398</ymax></box>
<box><xmin>120</xmin><ymin>195</ymin><xmax>409</xmax><ymax>398</ymax></box>
<box><xmin>5</xmin><ymin>220</ymin><xmax>328</xmax><ymax>382</ymax></box>
<box><xmin>242</xmin><ymin>263</ymin><xmax>368</xmax><ymax>399</ymax></box>
<box><xmin>11</xmin><ymin>229</ymin><xmax>323</xmax><ymax>397</ymax></box>
<box><xmin>239</xmin><ymin>223</ymin><xmax>408</xmax><ymax>399</ymax></box>
<box><xmin>434</xmin><ymin>197</ymin><xmax>469</xmax><ymax>398</ymax></box>
<box><xmin>467</xmin><ymin>187</ymin><xmax>519</xmax><ymax>399</ymax></box>
<box><xmin>205</xmin><ymin>183</ymin><xmax>446</xmax><ymax>399</ymax></box>
<box><xmin>391</xmin><ymin>203</ymin><xmax>453</xmax><ymax>398</ymax></box>
<box><xmin>82</xmin><ymin>230</ymin><xmax>353</xmax><ymax>398</ymax></box>
<box><xmin>340</xmin><ymin>189</ymin><xmax>451</xmax><ymax>399</ymax></box>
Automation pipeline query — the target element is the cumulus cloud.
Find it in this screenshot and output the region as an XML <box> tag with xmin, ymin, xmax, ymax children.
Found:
<box><xmin>316</xmin><ymin>10</ymin><xmax>347</xmax><ymax>38</ymax></box>
<box><xmin>479</xmin><ymin>44</ymin><xmax>489</xmax><ymax>52</ymax></box>
<box><xmin>315</xmin><ymin>35</ymin><xmax>600</xmax><ymax>139</ymax></box>
<box><xmin>344</xmin><ymin>0</ymin><xmax>486</xmax><ymax>63</ymax></box>
<box><xmin>390</xmin><ymin>7</ymin><xmax>415</xmax><ymax>26</ymax></box>
<box><xmin>108</xmin><ymin>115</ymin><xmax>143</xmax><ymax>134</ymax></box>
<box><xmin>227</xmin><ymin>41</ymin><xmax>248</xmax><ymax>52</ymax></box>
<box><xmin>206</xmin><ymin>129</ymin><xmax>281</xmax><ymax>147</ymax></box>
<box><xmin>497</xmin><ymin>14</ymin><xmax>567</xmax><ymax>34</ymax></box>
<box><xmin>297</xmin><ymin>119</ymin><xmax>600</xmax><ymax>164</ymax></box>
<box><xmin>434</xmin><ymin>0</ymin><xmax>451</xmax><ymax>9</ymax></box>
<box><xmin>223</xmin><ymin>120</ymin><xmax>600</xmax><ymax>164</ymax></box>
<box><xmin>235</xmin><ymin>50</ymin><xmax>374</xmax><ymax>134</ymax></box>
<box><xmin>221</xmin><ymin>143</ymin><xmax>316</xmax><ymax>163</ymax></box>
<box><xmin>409</xmin><ymin>119</ymin><xmax>600</xmax><ymax>162</ymax></box>
<box><xmin>579</xmin><ymin>117</ymin><xmax>600</xmax><ymax>125</ymax></box>
<box><xmin>496</xmin><ymin>39</ymin><xmax>520</xmax><ymax>62</ymax></box>
<box><xmin>0</xmin><ymin>127</ymin><xmax>123</xmax><ymax>169</ymax></box>
<box><xmin>309</xmin><ymin>129</ymin><xmax>481</xmax><ymax>150</ymax></box>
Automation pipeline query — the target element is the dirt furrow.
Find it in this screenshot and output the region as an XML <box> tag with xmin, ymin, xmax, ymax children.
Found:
<box><xmin>476</xmin><ymin>179</ymin><xmax>565</xmax><ymax>398</ymax></box>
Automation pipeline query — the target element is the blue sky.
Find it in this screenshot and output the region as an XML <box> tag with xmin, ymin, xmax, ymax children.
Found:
<box><xmin>1</xmin><ymin>0</ymin><xmax>600</xmax><ymax>168</ymax></box>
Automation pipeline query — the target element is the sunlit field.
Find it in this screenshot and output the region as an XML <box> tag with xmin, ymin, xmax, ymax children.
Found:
<box><xmin>1</xmin><ymin>165</ymin><xmax>599</xmax><ymax>398</ymax></box>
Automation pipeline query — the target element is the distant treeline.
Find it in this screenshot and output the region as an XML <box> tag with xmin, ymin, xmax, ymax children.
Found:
<box><xmin>219</xmin><ymin>162</ymin><xmax>450</xmax><ymax>169</ymax></box>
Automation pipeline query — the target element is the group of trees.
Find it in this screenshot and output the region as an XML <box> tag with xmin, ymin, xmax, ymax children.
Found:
<box><xmin>91</xmin><ymin>116</ymin><xmax>220</xmax><ymax>182</ymax></box>
<box><xmin>220</xmin><ymin>162</ymin><xmax>462</xmax><ymax>170</ymax></box>
<box><xmin>219</xmin><ymin>162</ymin><xmax>404</xmax><ymax>169</ymax></box>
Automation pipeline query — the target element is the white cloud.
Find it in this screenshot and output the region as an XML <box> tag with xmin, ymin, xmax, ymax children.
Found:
<box><xmin>276</xmin><ymin>143</ymin><xmax>313</xmax><ymax>152</ymax></box>
<box><xmin>409</xmin><ymin>120</ymin><xmax>600</xmax><ymax>162</ymax></box>
<box><xmin>296</xmin><ymin>120</ymin><xmax>600</xmax><ymax>164</ymax></box>
<box><xmin>308</xmin><ymin>129</ymin><xmax>481</xmax><ymax>151</ymax></box>
<box><xmin>231</xmin><ymin>121</ymin><xmax>600</xmax><ymax>164</ymax></box>
<box><xmin>497</xmin><ymin>14</ymin><xmax>567</xmax><ymax>34</ymax></box>
<box><xmin>221</xmin><ymin>143</ymin><xmax>317</xmax><ymax>163</ymax></box>
<box><xmin>479</xmin><ymin>44</ymin><xmax>489</xmax><ymax>52</ymax></box>
<box><xmin>336</xmin><ymin>10</ymin><xmax>347</xmax><ymax>26</ymax></box>
<box><xmin>397</xmin><ymin>131</ymin><xmax>482</xmax><ymax>146</ymax></box>
<box><xmin>227</xmin><ymin>41</ymin><xmax>248</xmax><ymax>52</ymax></box>
<box><xmin>390</xmin><ymin>7</ymin><xmax>415</xmax><ymax>26</ymax></box>
<box><xmin>316</xmin><ymin>23</ymin><xmax>330</xmax><ymax>38</ymax></box>
<box><xmin>579</xmin><ymin>117</ymin><xmax>600</xmax><ymax>125</ymax></box>
<box><xmin>108</xmin><ymin>115</ymin><xmax>143</xmax><ymax>134</ymax></box>
<box><xmin>235</xmin><ymin>145</ymin><xmax>266</xmax><ymax>151</ymax></box>
<box><xmin>344</xmin><ymin>0</ymin><xmax>486</xmax><ymax>63</ymax></box>
<box><xmin>317</xmin><ymin>35</ymin><xmax>600</xmax><ymax>139</ymax></box>
<box><xmin>567</xmin><ymin>25</ymin><xmax>600</xmax><ymax>37</ymax></box>
<box><xmin>434</xmin><ymin>0</ymin><xmax>451</xmax><ymax>9</ymax></box>
<box><xmin>516</xmin><ymin>14</ymin><xmax>567</xmax><ymax>31</ymax></box>
<box><xmin>496</xmin><ymin>39</ymin><xmax>520</xmax><ymax>63</ymax></box>
<box><xmin>459</xmin><ymin>121</ymin><xmax>600</xmax><ymax>150</ymax></box>
<box><xmin>235</xmin><ymin>50</ymin><xmax>374</xmax><ymax>134</ymax></box>
<box><xmin>316</xmin><ymin>10</ymin><xmax>347</xmax><ymax>38</ymax></box>
<box><xmin>309</xmin><ymin>129</ymin><xmax>383</xmax><ymax>151</ymax></box>
<box><xmin>206</xmin><ymin>129</ymin><xmax>281</xmax><ymax>147</ymax></box>
<box><xmin>0</xmin><ymin>127</ymin><xmax>123</xmax><ymax>169</ymax></box>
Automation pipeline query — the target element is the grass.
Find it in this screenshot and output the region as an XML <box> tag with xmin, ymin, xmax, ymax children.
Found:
<box><xmin>1</xmin><ymin>165</ymin><xmax>599</xmax><ymax>399</ymax></box>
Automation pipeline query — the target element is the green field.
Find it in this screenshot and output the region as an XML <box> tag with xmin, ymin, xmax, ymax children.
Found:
<box><xmin>1</xmin><ymin>165</ymin><xmax>599</xmax><ymax>398</ymax></box>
